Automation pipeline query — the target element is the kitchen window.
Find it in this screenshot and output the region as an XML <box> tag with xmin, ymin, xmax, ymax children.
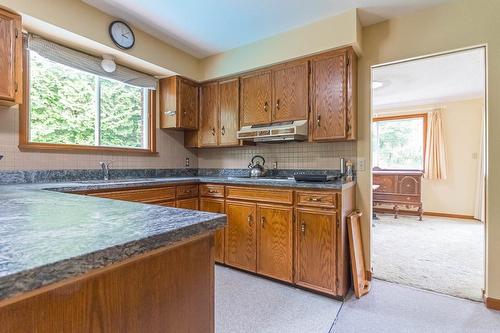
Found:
<box><xmin>372</xmin><ymin>114</ymin><xmax>427</xmax><ymax>171</ymax></box>
<box><xmin>20</xmin><ymin>34</ymin><xmax>157</xmax><ymax>154</ymax></box>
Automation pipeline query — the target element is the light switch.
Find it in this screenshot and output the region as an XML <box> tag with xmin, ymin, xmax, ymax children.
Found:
<box><xmin>358</xmin><ymin>158</ymin><xmax>366</xmax><ymax>172</ymax></box>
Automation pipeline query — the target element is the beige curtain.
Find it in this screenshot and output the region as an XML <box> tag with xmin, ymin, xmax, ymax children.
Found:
<box><xmin>424</xmin><ymin>110</ymin><xmax>447</xmax><ymax>180</ymax></box>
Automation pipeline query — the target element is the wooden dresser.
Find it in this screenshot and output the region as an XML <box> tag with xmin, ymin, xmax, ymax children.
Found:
<box><xmin>373</xmin><ymin>170</ymin><xmax>423</xmax><ymax>221</ymax></box>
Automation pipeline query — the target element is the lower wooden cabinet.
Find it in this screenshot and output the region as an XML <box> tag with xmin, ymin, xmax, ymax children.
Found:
<box><xmin>176</xmin><ymin>197</ymin><xmax>199</xmax><ymax>210</ymax></box>
<box><xmin>200</xmin><ymin>198</ymin><xmax>226</xmax><ymax>263</ymax></box>
<box><xmin>225</xmin><ymin>201</ymin><xmax>257</xmax><ymax>271</ymax></box>
<box><xmin>295</xmin><ymin>208</ymin><xmax>337</xmax><ymax>295</ymax></box>
<box><xmin>257</xmin><ymin>204</ymin><xmax>293</xmax><ymax>282</ymax></box>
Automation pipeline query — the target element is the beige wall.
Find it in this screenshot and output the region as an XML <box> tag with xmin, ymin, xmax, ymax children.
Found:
<box><xmin>357</xmin><ymin>0</ymin><xmax>498</xmax><ymax>299</ymax></box>
<box><xmin>0</xmin><ymin>105</ymin><xmax>198</xmax><ymax>170</ymax></box>
<box><xmin>201</xmin><ymin>9</ymin><xmax>361</xmax><ymax>80</ymax></box>
<box><xmin>375</xmin><ymin>99</ymin><xmax>484</xmax><ymax>217</ymax></box>
<box><xmin>0</xmin><ymin>0</ymin><xmax>202</xmax><ymax>80</ymax></box>
<box><xmin>198</xmin><ymin>141</ymin><xmax>356</xmax><ymax>170</ymax></box>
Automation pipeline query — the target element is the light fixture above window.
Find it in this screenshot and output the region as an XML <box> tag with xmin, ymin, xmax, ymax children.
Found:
<box><xmin>101</xmin><ymin>54</ymin><xmax>116</xmax><ymax>73</ymax></box>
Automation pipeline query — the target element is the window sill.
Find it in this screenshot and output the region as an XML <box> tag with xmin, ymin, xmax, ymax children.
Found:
<box><xmin>18</xmin><ymin>142</ymin><xmax>158</xmax><ymax>155</ymax></box>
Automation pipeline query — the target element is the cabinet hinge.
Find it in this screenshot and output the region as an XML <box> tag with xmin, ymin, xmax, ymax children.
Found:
<box><xmin>14</xmin><ymin>82</ymin><xmax>18</xmax><ymax>93</ymax></box>
<box><xmin>346</xmin><ymin>56</ymin><xmax>350</xmax><ymax>67</ymax></box>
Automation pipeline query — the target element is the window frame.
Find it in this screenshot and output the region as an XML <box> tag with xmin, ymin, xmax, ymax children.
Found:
<box><xmin>19</xmin><ymin>45</ymin><xmax>157</xmax><ymax>155</ymax></box>
<box><xmin>372</xmin><ymin>113</ymin><xmax>428</xmax><ymax>172</ymax></box>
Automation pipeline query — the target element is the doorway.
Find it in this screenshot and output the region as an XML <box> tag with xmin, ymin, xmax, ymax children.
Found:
<box><xmin>370</xmin><ymin>46</ymin><xmax>487</xmax><ymax>301</ymax></box>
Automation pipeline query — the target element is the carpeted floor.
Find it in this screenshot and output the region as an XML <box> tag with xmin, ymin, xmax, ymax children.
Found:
<box><xmin>373</xmin><ymin>214</ymin><xmax>484</xmax><ymax>301</ymax></box>
<box><xmin>215</xmin><ymin>266</ymin><xmax>342</xmax><ymax>333</ymax></box>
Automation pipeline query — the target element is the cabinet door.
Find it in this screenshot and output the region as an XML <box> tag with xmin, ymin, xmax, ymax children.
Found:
<box><xmin>178</xmin><ymin>78</ymin><xmax>199</xmax><ymax>129</ymax></box>
<box><xmin>240</xmin><ymin>71</ymin><xmax>272</xmax><ymax>126</ymax></box>
<box><xmin>272</xmin><ymin>61</ymin><xmax>308</xmax><ymax>122</ymax></box>
<box><xmin>0</xmin><ymin>10</ymin><xmax>22</xmax><ymax>104</ymax></box>
<box><xmin>225</xmin><ymin>201</ymin><xmax>257</xmax><ymax>272</ymax></box>
<box><xmin>311</xmin><ymin>51</ymin><xmax>347</xmax><ymax>140</ymax></box>
<box><xmin>176</xmin><ymin>198</ymin><xmax>199</xmax><ymax>210</ymax></box>
<box><xmin>295</xmin><ymin>208</ymin><xmax>337</xmax><ymax>295</ymax></box>
<box><xmin>257</xmin><ymin>204</ymin><xmax>293</xmax><ymax>282</ymax></box>
<box><xmin>199</xmin><ymin>82</ymin><xmax>219</xmax><ymax>147</ymax></box>
<box><xmin>200</xmin><ymin>198</ymin><xmax>225</xmax><ymax>263</ymax></box>
<box><xmin>219</xmin><ymin>78</ymin><xmax>240</xmax><ymax>146</ymax></box>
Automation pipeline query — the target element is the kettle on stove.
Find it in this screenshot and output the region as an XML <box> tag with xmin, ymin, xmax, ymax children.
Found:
<box><xmin>248</xmin><ymin>155</ymin><xmax>266</xmax><ymax>178</ymax></box>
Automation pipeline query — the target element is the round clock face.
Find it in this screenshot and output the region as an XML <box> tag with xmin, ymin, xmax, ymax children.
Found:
<box><xmin>109</xmin><ymin>21</ymin><xmax>135</xmax><ymax>49</ymax></box>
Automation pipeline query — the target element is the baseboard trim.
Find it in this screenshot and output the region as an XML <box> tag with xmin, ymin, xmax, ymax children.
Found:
<box><xmin>423</xmin><ymin>211</ymin><xmax>477</xmax><ymax>220</ymax></box>
<box><xmin>485</xmin><ymin>297</ymin><xmax>500</xmax><ymax>311</ymax></box>
<box><xmin>374</xmin><ymin>207</ymin><xmax>477</xmax><ymax>221</ymax></box>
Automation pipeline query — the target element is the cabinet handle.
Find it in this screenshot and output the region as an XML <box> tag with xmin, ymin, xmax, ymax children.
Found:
<box><xmin>261</xmin><ymin>217</ymin><xmax>266</xmax><ymax>228</ymax></box>
<box><xmin>211</xmin><ymin>128</ymin><xmax>216</xmax><ymax>136</ymax></box>
<box><xmin>309</xmin><ymin>197</ymin><xmax>322</xmax><ymax>202</ymax></box>
<box><xmin>248</xmin><ymin>214</ymin><xmax>253</xmax><ymax>226</ymax></box>
<box><xmin>276</xmin><ymin>99</ymin><xmax>280</xmax><ymax>110</ymax></box>
<box><xmin>301</xmin><ymin>222</ymin><xmax>306</xmax><ymax>234</ymax></box>
<box><xmin>164</xmin><ymin>111</ymin><xmax>176</xmax><ymax>116</ymax></box>
<box><xmin>317</xmin><ymin>115</ymin><xmax>321</xmax><ymax>127</ymax></box>
<box><xmin>221</xmin><ymin>126</ymin><xmax>225</xmax><ymax>136</ymax></box>
<box><xmin>208</xmin><ymin>189</ymin><xmax>217</xmax><ymax>193</ymax></box>
<box><xmin>264</xmin><ymin>101</ymin><xmax>269</xmax><ymax>112</ymax></box>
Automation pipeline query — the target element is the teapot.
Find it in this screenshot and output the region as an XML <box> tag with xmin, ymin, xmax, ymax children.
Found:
<box><xmin>248</xmin><ymin>155</ymin><xmax>266</xmax><ymax>178</ymax></box>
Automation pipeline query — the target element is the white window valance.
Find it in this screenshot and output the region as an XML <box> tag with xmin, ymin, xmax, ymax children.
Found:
<box><xmin>27</xmin><ymin>33</ymin><xmax>158</xmax><ymax>90</ymax></box>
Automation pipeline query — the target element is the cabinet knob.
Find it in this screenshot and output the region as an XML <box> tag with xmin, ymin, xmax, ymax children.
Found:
<box><xmin>301</xmin><ymin>222</ymin><xmax>306</xmax><ymax>234</ymax></box>
<box><xmin>264</xmin><ymin>101</ymin><xmax>269</xmax><ymax>112</ymax></box>
<box><xmin>276</xmin><ymin>99</ymin><xmax>280</xmax><ymax>110</ymax></box>
<box><xmin>208</xmin><ymin>189</ymin><xmax>217</xmax><ymax>193</ymax></box>
<box><xmin>221</xmin><ymin>126</ymin><xmax>225</xmax><ymax>136</ymax></box>
<box><xmin>261</xmin><ymin>217</ymin><xmax>266</xmax><ymax>228</ymax></box>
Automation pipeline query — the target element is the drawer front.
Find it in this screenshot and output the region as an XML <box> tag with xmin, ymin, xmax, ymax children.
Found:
<box><xmin>176</xmin><ymin>184</ymin><xmax>199</xmax><ymax>199</ymax></box>
<box><xmin>374</xmin><ymin>193</ymin><xmax>420</xmax><ymax>203</ymax></box>
<box><xmin>373</xmin><ymin>175</ymin><xmax>397</xmax><ymax>193</ymax></box>
<box><xmin>225</xmin><ymin>186</ymin><xmax>293</xmax><ymax>205</ymax></box>
<box><xmin>296</xmin><ymin>191</ymin><xmax>337</xmax><ymax>208</ymax></box>
<box><xmin>89</xmin><ymin>186</ymin><xmax>176</xmax><ymax>203</ymax></box>
<box><xmin>200</xmin><ymin>184</ymin><xmax>225</xmax><ymax>198</ymax></box>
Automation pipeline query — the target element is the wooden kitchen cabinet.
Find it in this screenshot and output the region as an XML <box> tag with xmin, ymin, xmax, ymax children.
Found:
<box><xmin>176</xmin><ymin>197</ymin><xmax>199</xmax><ymax>210</ymax></box>
<box><xmin>272</xmin><ymin>61</ymin><xmax>308</xmax><ymax>122</ymax></box>
<box><xmin>200</xmin><ymin>198</ymin><xmax>226</xmax><ymax>263</ymax></box>
<box><xmin>310</xmin><ymin>48</ymin><xmax>357</xmax><ymax>141</ymax></box>
<box><xmin>225</xmin><ymin>201</ymin><xmax>257</xmax><ymax>272</ymax></box>
<box><xmin>159</xmin><ymin>76</ymin><xmax>199</xmax><ymax>130</ymax></box>
<box><xmin>240</xmin><ymin>71</ymin><xmax>272</xmax><ymax>126</ymax></box>
<box><xmin>0</xmin><ymin>8</ymin><xmax>22</xmax><ymax>105</ymax></box>
<box><xmin>257</xmin><ymin>204</ymin><xmax>294</xmax><ymax>282</ymax></box>
<box><xmin>295</xmin><ymin>208</ymin><xmax>337</xmax><ymax>295</ymax></box>
<box><xmin>186</xmin><ymin>77</ymin><xmax>241</xmax><ymax>148</ymax></box>
<box><xmin>199</xmin><ymin>81</ymin><xmax>219</xmax><ymax>147</ymax></box>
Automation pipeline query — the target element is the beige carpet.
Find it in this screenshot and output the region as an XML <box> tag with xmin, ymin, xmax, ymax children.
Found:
<box><xmin>373</xmin><ymin>214</ymin><xmax>484</xmax><ymax>301</ymax></box>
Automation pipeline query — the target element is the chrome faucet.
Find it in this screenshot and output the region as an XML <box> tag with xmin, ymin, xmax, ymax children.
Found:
<box><xmin>99</xmin><ymin>162</ymin><xmax>112</xmax><ymax>181</ymax></box>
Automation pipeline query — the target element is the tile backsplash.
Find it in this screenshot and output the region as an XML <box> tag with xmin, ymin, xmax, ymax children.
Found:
<box><xmin>198</xmin><ymin>141</ymin><xmax>357</xmax><ymax>170</ymax></box>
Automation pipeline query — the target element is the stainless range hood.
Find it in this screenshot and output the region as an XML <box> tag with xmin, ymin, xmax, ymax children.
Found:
<box><xmin>237</xmin><ymin>120</ymin><xmax>308</xmax><ymax>143</ymax></box>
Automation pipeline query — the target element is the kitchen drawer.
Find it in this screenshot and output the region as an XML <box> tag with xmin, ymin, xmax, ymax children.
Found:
<box><xmin>176</xmin><ymin>184</ymin><xmax>199</xmax><ymax>199</ymax></box>
<box><xmin>88</xmin><ymin>186</ymin><xmax>176</xmax><ymax>203</ymax></box>
<box><xmin>296</xmin><ymin>191</ymin><xmax>337</xmax><ymax>208</ymax></box>
<box><xmin>200</xmin><ymin>184</ymin><xmax>225</xmax><ymax>198</ymax></box>
<box><xmin>225</xmin><ymin>186</ymin><xmax>293</xmax><ymax>205</ymax></box>
<box><xmin>373</xmin><ymin>193</ymin><xmax>420</xmax><ymax>204</ymax></box>
<box><xmin>157</xmin><ymin>200</ymin><xmax>177</xmax><ymax>207</ymax></box>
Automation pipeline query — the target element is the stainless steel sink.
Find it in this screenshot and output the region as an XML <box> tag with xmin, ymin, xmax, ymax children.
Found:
<box><xmin>227</xmin><ymin>176</ymin><xmax>294</xmax><ymax>182</ymax></box>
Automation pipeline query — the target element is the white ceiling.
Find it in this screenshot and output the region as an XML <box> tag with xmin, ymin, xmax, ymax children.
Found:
<box><xmin>372</xmin><ymin>48</ymin><xmax>485</xmax><ymax>112</ymax></box>
<box><xmin>83</xmin><ymin>0</ymin><xmax>453</xmax><ymax>58</ymax></box>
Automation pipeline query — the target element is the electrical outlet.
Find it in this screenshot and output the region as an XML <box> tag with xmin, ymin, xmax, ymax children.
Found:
<box><xmin>185</xmin><ymin>157</ymin><xmax>190</xmax><ymax>167</ymax></box>
<box><xmin>357</xmin><ymin>158</ymin><xmax>366</xmax><ymax>172</ymax></box>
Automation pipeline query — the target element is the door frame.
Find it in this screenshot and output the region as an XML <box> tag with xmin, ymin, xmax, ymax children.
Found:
<box><xmin>369</xmin><ymin>44</ymin><xmax>489</xmax><ymax>300</ymax></box>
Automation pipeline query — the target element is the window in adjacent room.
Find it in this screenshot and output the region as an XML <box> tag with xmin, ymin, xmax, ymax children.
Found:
<box><xmin>372</xmin><ymin>114</ymin><xmax>427</xmax><ymax>170</ymax></box>
<box><xmin>20</xmin><ymin>34</ymin><xmax>157</xmax><ymax>153</ymax></box>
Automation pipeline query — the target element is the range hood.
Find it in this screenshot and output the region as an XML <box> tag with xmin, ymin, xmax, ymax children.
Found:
<box><xmin>237</xmin><ymin>120</ymin><xmax>308</xmax><ymax>143</ymax></box>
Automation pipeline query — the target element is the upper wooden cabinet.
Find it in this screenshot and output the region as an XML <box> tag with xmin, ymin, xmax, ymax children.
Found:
<box><xmin>187</xmin><ymin>77</ymin><xmax>241</xmax><ymax>148</ymax></box>
<box><xmin>310</xmin><ymin>48</ymin><xmax>357</xmax><ymax>141</ymax></box>
<box><xmin>240</xmin><ymin>71</ymin><xmax>272</xmax><ymax>126</ymax></box>
<box><xmin>159</xmin><ymin>76</ymin><xmax>199</xmax><ymax>130</ymax></box>
<box><xmin>0</xmin><ymin>8</ymin><xmax>22</xmax><ymax>105</ymax></box>
<box><xmin>272</xmin><ymin>61</ymin><xmax>308</xmax><ymax>122</ymax></box>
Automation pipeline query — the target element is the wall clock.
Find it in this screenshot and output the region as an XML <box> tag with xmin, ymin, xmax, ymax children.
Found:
<box><xmin>109</xmin><ymin>20</ymin><xmax>135</xmax><ymax>50</ymax></box>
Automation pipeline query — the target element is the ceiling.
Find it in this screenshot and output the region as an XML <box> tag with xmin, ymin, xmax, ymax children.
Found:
<box><xmin>83</xmin><ymin>0</ymin><xmax>453</xmax><ymax>58</ymax></box>
<box><xmin>372</xmin><ymin>48</ymin><xmax>486</xmax><ymax>112</ymax></box>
